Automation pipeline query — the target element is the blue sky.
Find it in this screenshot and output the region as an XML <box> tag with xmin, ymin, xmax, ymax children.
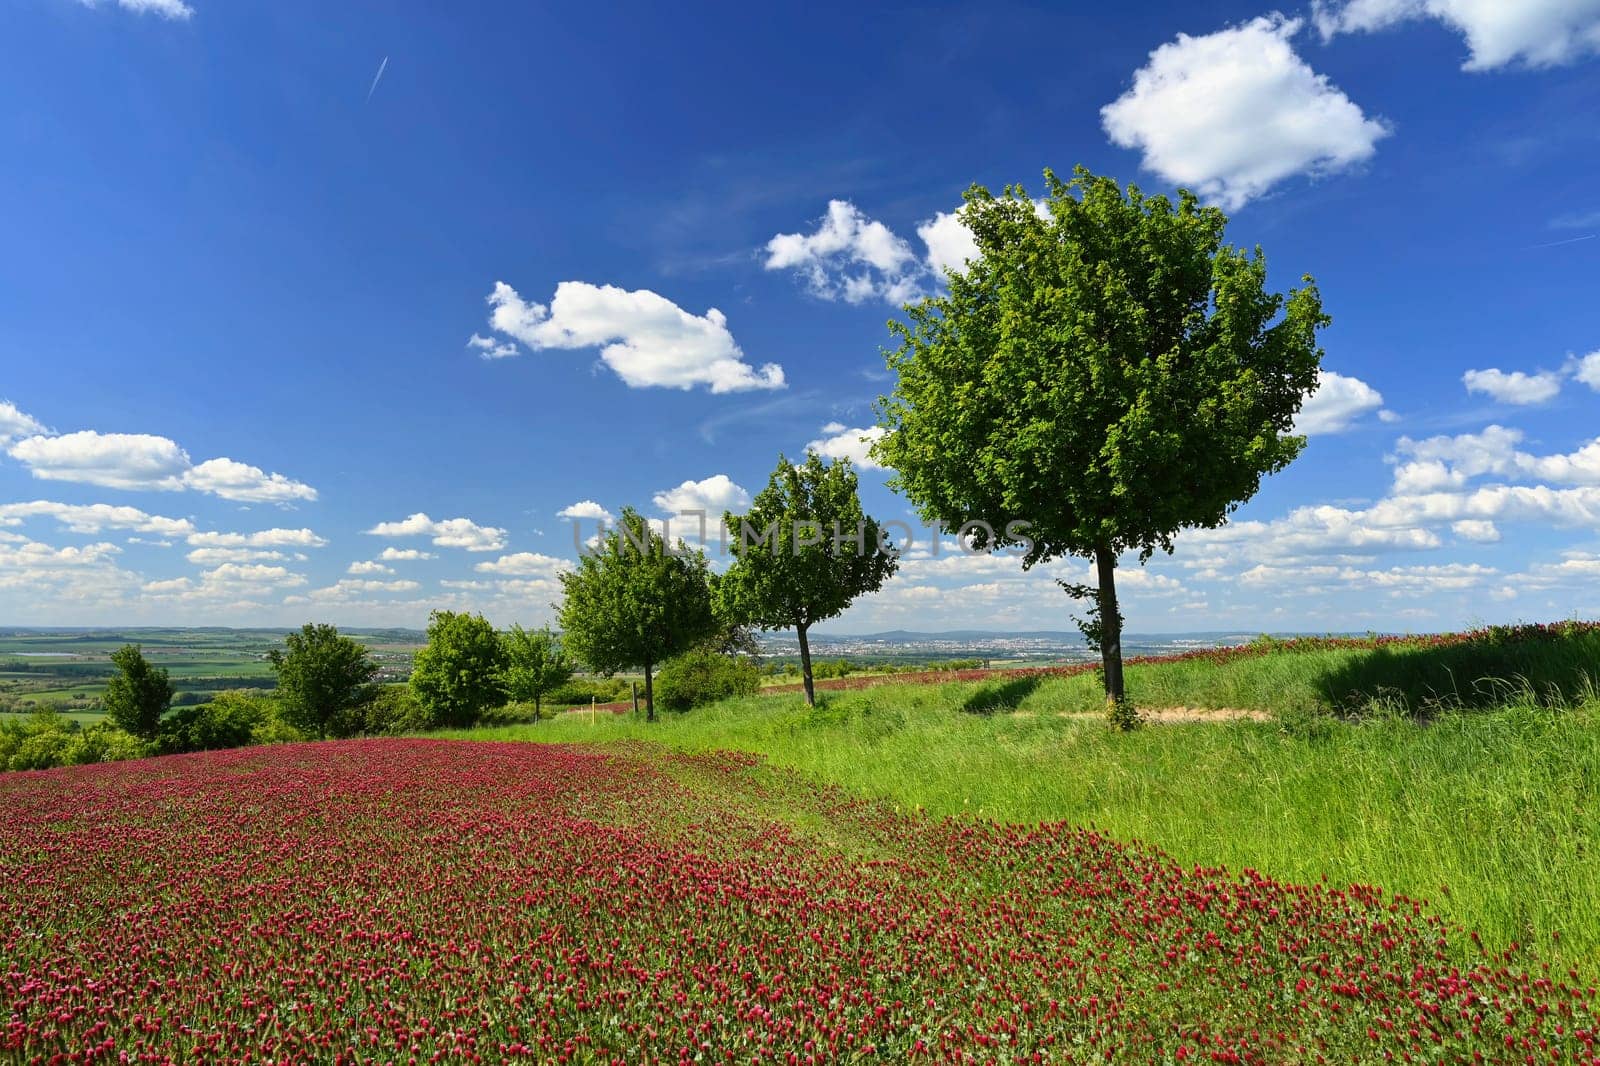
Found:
<box><xmin>2</xmin><ymin>0</ymin><xmax>1598</xmax><ymax>634</ymax></box>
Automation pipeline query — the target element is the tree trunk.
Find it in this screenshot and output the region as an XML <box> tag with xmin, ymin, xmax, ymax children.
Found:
<box><xmin>534</xmin><ymin>693</ymin><xmax>541</xmax><ymax>722</ymax></box>
<box><xmin>643</xmin><ymin>661</ymin><xmax>654</xmax><ymax>722</ymax></box>
<box><xmin>1094</xmin><ymin>545</ymin><xmax>1131</xmax><ymax>727</ymax></box>
<box><xmin>796</xmin><ymin>621</ymin><xmax>816</xmax><ymax>706</ymax></box>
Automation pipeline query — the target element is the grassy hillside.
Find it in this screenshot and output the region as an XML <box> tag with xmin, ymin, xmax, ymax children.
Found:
<box><xmin>455</xmin><ymin>652</ymin><xmax>1600</xmax><ymax>975</ymax></box>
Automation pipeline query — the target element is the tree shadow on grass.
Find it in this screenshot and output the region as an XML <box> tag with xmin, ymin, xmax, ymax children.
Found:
<box><xmin>961</xmin><ymin>675</ymin><xmax>1046</xmax><ymax>716</ymax></box>
<box><xmin>1313</xmin><ymin>635</ymin><xmax>1600</xmax><ymax>719</ymax></box>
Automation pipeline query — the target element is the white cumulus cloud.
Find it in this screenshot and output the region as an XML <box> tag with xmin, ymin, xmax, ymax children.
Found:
<box><xmin>652</xmin><ymin>474</ymin><xmax>751</xmax><ymax>516</ymax></box>
<box><xmin>1312</xmin><ymin>0</ymin><xmax>1600</xmax><ymax>70</ymax></box>
<box><xmin>1462</xmin><ymin>367</ymin><xmax>1564</xmax><ymax>405</ymax></box>
<box><xmin>466</xmin><ymin>333</ymin><xmax>519</xmax><ymax>360</ymax></box>
<box><xmin>1100</xmin><ymin>15</ymin><xmax>1390</xmax><ymax>209</ymax></box>
<box><xmin>1570</xmin><ymin>351</ymin><xmax>1600</xmax><ymax>390</ymax></box>
<box><xmin>0</xmin><ymin>500</ymin><xmax>195</xmax><ymax>537</ymax></box>
<box><xmin>366</xmin><ymin>512</ymin><xmax>507</xmax><ymax>552</ymax></box>
<box><xmin>186</xmin><ymin>527</ymin><xmax>328</xmax><ymax>549</ymax></box>
<box><xmin>378</xmin><ymin>547</ymin><xmax>435</xmax><ymax>561</ymax></box>
<box><xmin>482</xmin><ymin>281</ymin><xmax>784</xmax><ymax>393</ymax></box>
<box><xmin>7</xmin><ymin>431</ymin><xmax>190</xmax><ymax>490</ymax></box>
<box><xmin>2</xmin><ymin>411</ymin><xmax>315</xmax><ymax>503</ymax></box>
<box><xmin>474</xmin><ymin>552</ymin><xmax>568</xmax><ymax>577</ymax></box>
<box><xmin>804</xmin><ymin>422</ymin><xmax>888</xmax><ymax>468</ymax></box>
<box><xmin>765</xmin><ymin>200</ymin><xmax>925</xmax><ymax>305</ymax></box>
<box><xmin>0</xmin><ymin>400</ymin><xmax>46</xmax><ymax>444</ymax></box>
<box><xmin>917</xmin><ymin>209</ymin><xmax>982</xmax><ymax>279</ymax></box>
<box><xmin>557</xmin><ymin>500</ymin><xmax>614</xmax><ymax>521</ymax></box>
<box><xmin>1294</xmin><ymin>370</ymin><xmax>1390</xmax><ymax>435</ymax></box>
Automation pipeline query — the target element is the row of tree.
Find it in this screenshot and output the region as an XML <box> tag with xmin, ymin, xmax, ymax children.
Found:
<box><xmin>101</xmin><ymin>616</ymin><xmax>578</xmax><ymax>743</ymax></box>
<box><xmin>559</xmin><ymin>451</ymin><xmax>895</xmax><ymax>718</ymax></box>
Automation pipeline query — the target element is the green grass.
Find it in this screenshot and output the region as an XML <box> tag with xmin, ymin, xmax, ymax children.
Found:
<box><xmin>447</xmin><ymin>672</ymin><xmax>1600</xmax><ymax>977</ymax></box>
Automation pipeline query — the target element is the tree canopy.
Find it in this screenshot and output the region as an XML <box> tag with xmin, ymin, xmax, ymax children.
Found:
<box><xmin>501</xmin><ymin>624</ymin><xmax>575</xmax><ymax>719</ymax></box>
<box><xmin>104</xmin><ymin>644</ymin><xmax>173</xmax><ymax>741</ymax></box>
<box><xmin>557</xmin><ymin>507</ymin><xmax>716</xmax><ymax>720</ymax></box>
<box><xmin>267</xmin><ymin>623</ymin><xmax>381</xmax><ymax>739</ymax></box>
<box><xmin>874</xmin><ymin>166</ymin><xmax>1326</xmax><ymax>725</ymax></box>
<box><xmin>720</xmin><ymin>452</ymin><xmax>897</xmax><ymax>704</ymax></box>
<box><xmin>409</xmin><ymin>610</ymin><xmax>507</xmax><ymax>729</ymax></box>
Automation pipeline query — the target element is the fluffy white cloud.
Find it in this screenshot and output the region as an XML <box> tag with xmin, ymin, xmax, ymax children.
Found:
<box><xmin>1452</xmin><ymin>519</ymin><xmax>1501</xmax><ymax>542</ymax></box>
<box><xmin>804</xmin><ymin>422</ymin><xmax>888</xmax><ymax>468</ymax></box>
<box><xmin>652</xmin><ymin>474</ymin><xmax>750</xmax><ymax>516</ymax></box>
<box><xmin>304</xmin><ymin>578</ymin><xmax>420</xmax><ymax>602</ymax></box>
<box><xmin>1100</xmin><ymin>15</ymin><xmax>1390</xmax><ymax>209</ymax></box>
<box><xmin>0</xmin><ymin>500</ymin><xmax>194</xmax><ymax>537</ymax></box>
<box><xmin>1392</xmin><ymin>425</ymin><xmax>1600</xmax><ymax>489</ymax></box>
<box><xmin>1462</xmin><ymin>367</ymin><xmax>1563</xmax><ymax>405</ymax></box>
<box><xmin>0</xmin><ymin>401</ymin><xmax>46</xmax><ymax>444</ymax></box>
<box><xmin>379</xmin><ymin>547</ymin><xmax>435</xmax><ymax>561</ymax></box>
<box><xmin>80</xmin><ymin>0</ymin><xmax>194</xmax><ymax>19</ymax></box>
<box><xmin>0</xmin><ymin>539</ymin><xmax>122</xmax><ymax>570</ymax></box>
<box><xmin>145</xmin><ymin>563</ymin><xmax>308</xmax><ymax>602</ymax></box>
<box><xmin>765</xmin><ymin>200</ymin><xmax>925</xmax><ymax>305</ymax></box>
<box><xmin>366</xmin><ymin>512</ymin><xmax>507</xmax><ymax>552</ymax></box>
<box><xmin>7</xmin><ymin>431</ymin><xmax>189</xmax><ymax>490</ymax></box>
<box><xmin>917</xmin><ymin>209</ymin><xmax>981</xmax><ymax>279</ymax></box>
<box><xmin>348</xmin><ymin>560</ymin><xmax>394</xmax><ymax>575</ymax></box>
<box><xmin>0</xmin><ymin>537</ymin><xmax>139</xmax><ymax>614</ymax></box>
<box><xmin>1295</xmin><ymin>371</ymin><xmax>1390</xmax><ymax>434</ymax></box>
<box><xmin>187</xmin><ymin>528</ymin><xmax>328</xmax><ymax>548</ymax></box>
<box><xmin>1312</xmin><ymin>0</ymin><xmax>1600</xmax><ymax>70</ymax></box>
<box><xmin>3</xmin><ymin>421</ymin><xmax>315</xmax><ymax>503</ymax></box>
<box><xmin>557</xmin><ymin>500</ymin><xmax>614</xmax><ymax>521</ymax></box>
<box><xmin>1570</xmin><ymin>351</ymin><xmax>1600</xmax><ymax>390</ymax></box>
<box><xmin>466</xmin><ymin>333</ymin><xmax>519</xmax><ymax>360</ymax></box>
<box><xmin>482</xmin><ymin>281</ymin><xmax>784</xmax><ymax>393</ymax></box>
<box><xmin>473</xmin><ymin>551</ymin><xmax>568</xmax><ymax>577</ymax></box>
<box><xmin>181</xmin><ymin>457</ymin><xmax>317</xmax><ymax>503</ymax></box>
<box><xmin>186</xmin><ymin>547</ymin><xmax>287</xmax><ymax>566</ymax></box>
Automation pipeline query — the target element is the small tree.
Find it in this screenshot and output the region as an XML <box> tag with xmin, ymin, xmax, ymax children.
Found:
<box><xmin>501</xmin><ymin>624</ymin><xmax>575</xmax><ymax>721</ymax></box>
<box><xmin>104</xmin><ymin>644</ymin><xmax>172</xmax><ymax>741</ymax></box>
<box><xmin>268</xmin><ymin>623</ymin><xmax>381</xmax><ymax>739</ymax></box>
<box><xmin>875</xmin><ymin>166</ymin><xmax>1325</xmax><ymax>727</ymax></box>
<box><xmin>720</xmin><ymin>453</ymin><xmax>897</xmax><ymax>705</ymax></box>
<box><xmin>409</xmin><ymin>610</ymin><xmax>507</xmax><ymax>729</ymax></box>
<box><xmin>558</xmin><ymin>507</ymin><xmax>716</xmax><ymax>721</ymax></box>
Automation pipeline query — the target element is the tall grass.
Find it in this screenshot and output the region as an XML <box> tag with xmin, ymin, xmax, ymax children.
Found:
<box><xmin>451</xmin><ymin>676</ymin><xmax>1600</xmax><ymax>976</ymax></box>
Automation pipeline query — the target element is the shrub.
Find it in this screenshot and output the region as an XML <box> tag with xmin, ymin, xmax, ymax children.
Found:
<box><xmin>10</xmin><ymin>728</ymin><xmax>76</xmax><ymax>772</ymax></box>
<box><xmin>355</xmin><ymin>685</ymin><xmax>431</xmax><ymax>736</ymax></box>
<box><xmin>655</xmin><ymin>650</ymin><xmax>761</xmax><ymax>713</ymax></box>
<box><xmin>156</xmin><ymin>692</ymin><xmax>270</xmax><ymax>755</ymax></box>
<box><xmin>252</xmin><ymin>711</ymin><xmax>307</xmax><ymax>747</ymax></box>
<box><xmin>70</xmin><ymin>722</ymin><xmax>150</xmax><ymax>765</ymax></box>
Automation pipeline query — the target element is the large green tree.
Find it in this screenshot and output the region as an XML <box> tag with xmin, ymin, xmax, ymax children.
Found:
<box><xmin>267</xmin><ymin>623</ymin><xmax>381</xmax><ymax>739</ymax></box>
<box><xmin>501</xmin><ymin>624</ymin><xmax>575</xmax><ymax>721</ymax></box>
<box><xmin>720</xmin><ymin>452</ymin><xmax>898</xmax><ymax>705</ymax></box>
<box><xmin>410</xmin><ymin>610</ymin><xmax>507</xmax><ymax>729</ymax></box>
<box><xmin>874</xmin><ymin>166</ymin><xmax>1325</xmax><ymax>726</ymax></box>
<box><xmin>104</xmin><ymin>644</ymin><xmax>173</xmax><ymax>741</ymax></box>
<box><xmin>558</xmin><ymin>507</ymin><xmax>716</xmax><ymax>721</ymax></box>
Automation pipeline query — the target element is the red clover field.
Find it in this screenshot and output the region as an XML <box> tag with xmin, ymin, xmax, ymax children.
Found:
<box><xmin>3</xmin><ymin>739</ymin><xmax>1597</xmax><ymax>1064</ymax></box>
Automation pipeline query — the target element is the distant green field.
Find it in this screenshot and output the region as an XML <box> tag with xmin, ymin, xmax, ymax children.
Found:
<box><xmin>0</xmin><ymin>627</ymin><xmax>423</xmax><ymax>711</ymax></box>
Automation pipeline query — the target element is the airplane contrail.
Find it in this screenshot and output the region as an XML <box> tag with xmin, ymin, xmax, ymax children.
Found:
<box><xmin>366</xmin><ymin>56</ymin><xmax>388</xmax><ymax>103</ymax></box>
<box><xmin>1528</xmin><ymin>233</ymin><xmax>1595</xmax><ymax>250</ymax></box>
